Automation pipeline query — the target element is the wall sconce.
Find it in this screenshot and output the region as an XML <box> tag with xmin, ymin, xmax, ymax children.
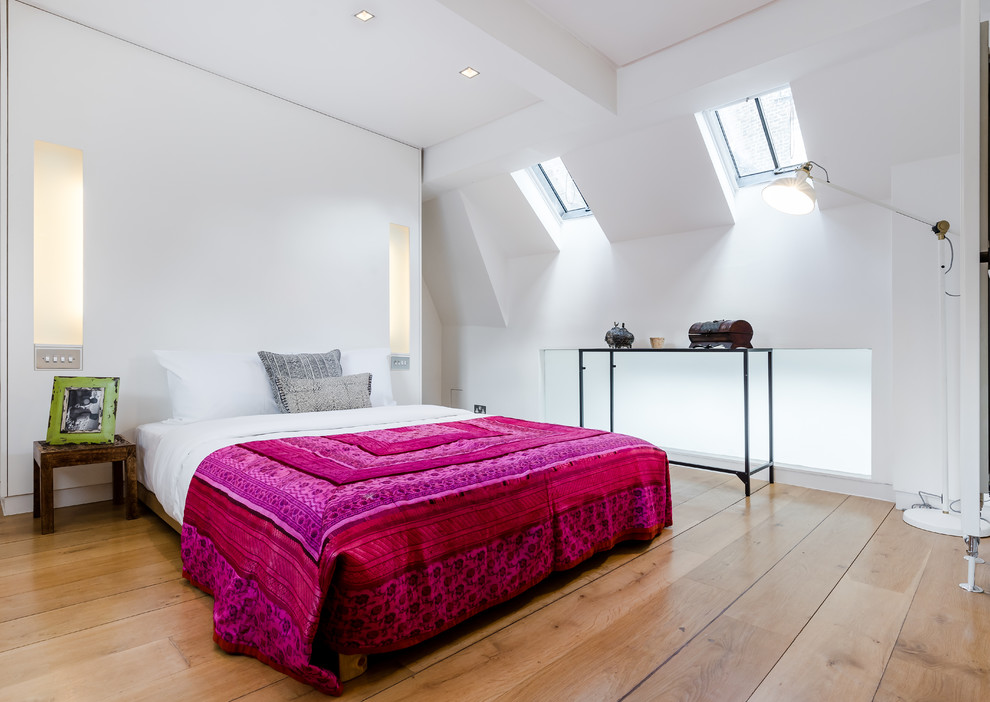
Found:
<box><xmin>389</xmin><ymin>224</ymin><xmax>410</xmax><ymax>369</ymax></box>
<box><xmin>34</xmin><ymin>141</ymin><xmax>83</xmax><ymax>370</ymax></box>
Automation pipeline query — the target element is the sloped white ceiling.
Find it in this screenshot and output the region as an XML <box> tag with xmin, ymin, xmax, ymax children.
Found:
<box><xmin>421</xmin><ymin>0</ymin><xmax>961</xmax><ymax>326</ymax></box>
<box><xmin>563</xmin><ymin>116</ymin><xmax>734</xmax><ymax>242</ymax></box>
<box><xmin>459</xmin><ymin>175</ymin><xmax>558</xmax><ymax>259</ymax></box>
<box><xmin>423</xmin><ymin>174</ymin><xmax>558</xmax><ymax>327</ymax></box>
<box><xmin>526</xmin><ymin>0</ymin><xmax>778</xmax><ymax>67</ymax></box>
<box><xmin>423</xmin><ymin>193</ymin><xmax>507</xmax><ymax>328</ymax></box>
<box><xmin>423</xmin><ymin>0</ymin><xmax>954</xmax><ymax>198</ymax></box>
<box><xmin>792</xmin><ymin>20</ymin><xmax>960</xmax><ymax>207</ymax></box>
<box><xmin>21</xmin><ymin>0</ymin><xmax>544</xmax><ymax>148</ymax></box>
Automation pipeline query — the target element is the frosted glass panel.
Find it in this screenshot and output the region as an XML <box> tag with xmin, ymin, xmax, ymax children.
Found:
<box><xmin>747</xmin><ymin>356</ymin><xmax>772</xmax><ymax>462</ymax></box>
<box><xmin>773</xmin><ymin>349</ymin><xmax>870</xmax><ymax>475</ymax></box>
<box><xmin>542</xmin><ymin>349</ymin><xmax>579</xmax><ymax>426</ymax></box>
<box><xmin>541</xmin><ymin>348</ymin><xmax>871</xmax><ymax>478</ymax></box>
<box><xmin>607</xmin><ymin>351</ymin><xmax>771</xmax><ymax>466</ymax></box>
<box><xmin>580</xmin><ymin>351</ymin><xmax>612</xmax><ymax>432</ymax></box>
<box><xmin>613</xmin><ymin>352</ymin><xmax>743</xmax><ymax>454</ymax></box>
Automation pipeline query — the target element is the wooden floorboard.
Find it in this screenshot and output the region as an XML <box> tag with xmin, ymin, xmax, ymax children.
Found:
<box><xmin>1</xmin><ymin>470</ymin><xmax>988</xmax><ymax>701</ymax></box>
<box><xmin>623</xmin><ymin>496</ymin><xmax>893</xmax><ymax>702</ymax></box>
<box><xmin>747</xmin><ymin>509</ymin><xmax>931</xmax><ymax>702</ymax></box>
<box><xmin>874</xmin><ymin>527</ymin><xmax>990</xmax><ymax>701</ymax></box>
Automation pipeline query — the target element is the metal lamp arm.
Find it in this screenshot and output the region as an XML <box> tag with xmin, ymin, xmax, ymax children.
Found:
<box><xmin>803</xmin><ymin>164</ymin><xmax>951</xmax><ymax>237</ymax></box>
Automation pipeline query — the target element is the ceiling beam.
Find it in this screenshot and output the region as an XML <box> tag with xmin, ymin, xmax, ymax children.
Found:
<box><xmin>433</xmin><ymin>0</ymin><xmax>616</xmax><ymax>116</ymax></box>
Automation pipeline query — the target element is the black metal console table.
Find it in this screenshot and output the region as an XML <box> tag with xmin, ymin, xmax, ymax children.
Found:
<box><xmin>578</xmin><ymin>347</ymin><xmax>774</xmax><ymax>496</ymax></box>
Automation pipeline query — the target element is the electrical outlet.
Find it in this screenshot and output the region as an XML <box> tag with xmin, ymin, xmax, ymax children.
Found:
<box><xmin>474</xmin><ymin>404</ymin><xmax>486</xmax><ymax>414</ymax></box>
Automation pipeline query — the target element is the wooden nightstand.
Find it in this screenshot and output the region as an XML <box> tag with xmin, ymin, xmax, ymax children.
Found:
<box><xmin>33</xmin><ymin>435</ymin><xmax>139</xmax><ymax>534</ymax></box>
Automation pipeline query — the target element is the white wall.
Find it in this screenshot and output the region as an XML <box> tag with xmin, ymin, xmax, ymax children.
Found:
<box><xmin>891</xmin><ymin>155</ymin><xmax>963</xmax><ymax>508</ymax></box>
<box><xmin>0</xmin><ymin>5</ymin><xmax>422</xmax><ymax>513</ymax></box>
<box><xmin>422</xmin><ymin>283</ymin><xmax>443</xmax><ymax>405</ymax></box>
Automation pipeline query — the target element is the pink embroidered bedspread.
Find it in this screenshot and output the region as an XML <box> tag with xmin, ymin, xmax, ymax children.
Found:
<box><xmin>180</xmin><ymin>416</ymin><xmax>671</xmax><ymax>695</ymax></box>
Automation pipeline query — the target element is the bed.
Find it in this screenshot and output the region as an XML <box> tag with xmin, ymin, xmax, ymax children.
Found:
<box><xmin>137</xmin><ymin>349</ymin><xmax>672</xmax><ymax>696</ymax></box>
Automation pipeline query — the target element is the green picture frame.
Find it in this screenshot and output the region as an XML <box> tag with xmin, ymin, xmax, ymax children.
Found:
<box><xmin>45</xmin><ymin>376</ymin><xmax>120</xmax><ymax>445</ymax></box>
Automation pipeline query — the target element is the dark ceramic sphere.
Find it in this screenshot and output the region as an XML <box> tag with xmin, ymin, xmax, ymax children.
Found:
<box><xmin>605</xmin><ymin>322</ymin><xmax>634</xmax><ymax>349</ymax></box>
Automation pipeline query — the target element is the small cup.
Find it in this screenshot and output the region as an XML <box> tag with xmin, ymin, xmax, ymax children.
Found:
<box><xmin>650</xmin><ymin>337</ymin><xmax>665</xmax><ymax>349</ymax></box>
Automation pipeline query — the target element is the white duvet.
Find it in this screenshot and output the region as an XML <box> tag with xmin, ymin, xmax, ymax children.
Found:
<box><xmin>136</xmin><ymin>404</ymin><xmax>477</xmax><ymax>525</ymax></box>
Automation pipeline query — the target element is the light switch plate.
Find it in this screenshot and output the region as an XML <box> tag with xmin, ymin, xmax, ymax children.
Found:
<box><xmin>390</xmin><ymin>354</ymin><xmax>411</xmax><ymax>371</ymax></box>
<box><xmin>35</xmin><ymin>346</ymin><xmax>83</xmax><ymax>370</ymax></box>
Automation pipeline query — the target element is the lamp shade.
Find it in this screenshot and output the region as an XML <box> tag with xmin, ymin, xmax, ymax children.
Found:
<box><xmin>762</xmin><ymin>168</ymin><xmax>816</xmax><ymax>215</ymax></box>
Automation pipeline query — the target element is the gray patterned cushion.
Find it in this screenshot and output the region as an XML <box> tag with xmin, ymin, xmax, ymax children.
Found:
<box><xmin>258</xmin><ymin>350</ymin><xmax>343</xmax><ymax>413</ymax></box>
<box><xmin>276</xmin><ymin>372</ymin><xmax>372</xmax><ymax>413</ymax></box>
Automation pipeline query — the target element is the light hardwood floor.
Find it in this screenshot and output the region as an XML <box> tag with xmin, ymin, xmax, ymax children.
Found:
<box><xmin>2</xmin><ymin>466</ymin><xmax>989</xmax><ymax>701</ymax></box>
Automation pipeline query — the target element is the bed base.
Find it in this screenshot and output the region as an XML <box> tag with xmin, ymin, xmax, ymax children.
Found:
<box><xmin>137</xmin><ymin>483</ymin><xmax>369</xmax><ymax>682</ymax></box>
<box><xmin>138</xmin><ymin>483</ymin><xmax>182</xmax><ymax>533</ymax></box>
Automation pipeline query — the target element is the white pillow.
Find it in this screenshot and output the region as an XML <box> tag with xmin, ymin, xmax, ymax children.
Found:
<box><xmin>154</xmin><ymin>347</ymin><xmax>397</xmax><ymax>422</ymax></box>
<box><xmin>340</xmin><ymin>347</ymin><xmax>396</xmax><ymax>407</ymax></box>
<box><xmin>154</xmin><ymin>350</ymin><xmax>279</xmax><ymax>422</ymax></box>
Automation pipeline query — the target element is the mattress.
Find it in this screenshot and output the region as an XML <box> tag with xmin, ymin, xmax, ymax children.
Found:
<box><xmin>136</xmin><ymin>404</ymin><xmax>476</xmax><ymax>525</ymax></box>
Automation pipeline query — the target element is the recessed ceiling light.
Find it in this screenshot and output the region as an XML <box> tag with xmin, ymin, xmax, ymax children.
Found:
<box><xmin>460</xmin><ymin>67</ymin><xmax>480</xmax><ymax>79</ymax></box>
<box><xmin>354</xmin><ymin>10</ymin><xmax>374</xmax><ymax>22</ymax></box>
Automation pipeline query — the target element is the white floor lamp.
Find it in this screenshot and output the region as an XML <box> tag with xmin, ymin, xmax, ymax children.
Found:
<box><xmin>763</xmin><ymin>161</ymin><xmax>989</xmax><ymax>591</ymax></box>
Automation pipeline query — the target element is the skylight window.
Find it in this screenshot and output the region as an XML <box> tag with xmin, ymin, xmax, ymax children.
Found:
<box><xmin>708</xmin><ymin>86</ymin><xmax>807</xmax><ymax>188</ymax></box>
<box><xmin>531</xmin><ymin>157</ymin><xmax>592</xmax><ymax>219</ymax></box>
